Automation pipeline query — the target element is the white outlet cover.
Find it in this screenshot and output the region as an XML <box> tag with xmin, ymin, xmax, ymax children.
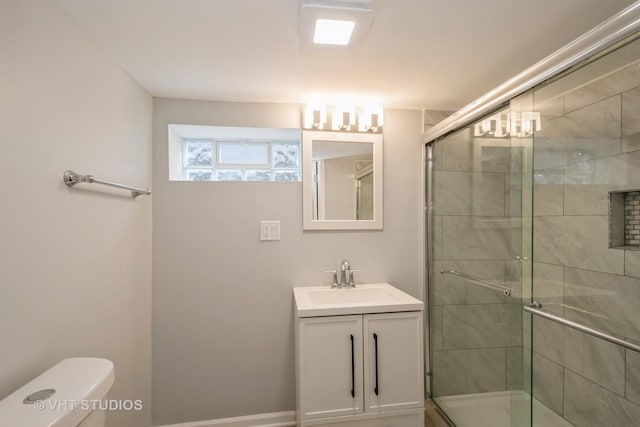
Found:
<box><xmin>260</xmin><ymin>221</ymin><xmax>281</xmax><ymax>241</ymax></box>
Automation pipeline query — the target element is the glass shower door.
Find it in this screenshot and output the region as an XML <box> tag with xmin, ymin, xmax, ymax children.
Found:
<box><xmin>427</xmin><ymin>23</ymin><xmax>640</xmax><ymax>427</ymax></box>
<box><xmin>427</xmin><ymin>103</ymin><xmax>533</xmax><ymax>427</ymax></box>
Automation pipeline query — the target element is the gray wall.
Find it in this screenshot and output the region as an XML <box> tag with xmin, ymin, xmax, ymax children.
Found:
<box><xmin>0</xmin><ymin>1</ymin><xmax>152</xmax><ymax>427</ymax></box>
<box><xmin>530</xmin><ymin>41</ymin><xmax>640</xmax><ymax>426</ymax></box>
<box><xmin>152</xmin><ymin>98</ymin><xmax>425</xmax><ymax>425</ymax></box>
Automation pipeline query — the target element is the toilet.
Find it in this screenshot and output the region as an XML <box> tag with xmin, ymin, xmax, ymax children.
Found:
<box><xmin>0</xmin><ymin>358</ymin><xmax>115</xmax><ymax>427</ymax></box>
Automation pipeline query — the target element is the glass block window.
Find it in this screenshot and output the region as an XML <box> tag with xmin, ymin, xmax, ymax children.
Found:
<box><xmin>274</xmin><ymin>170</ymin><xmax>300</xmax><ymax>182</ymax></box>
<box><xmin>183</xmin><ymin>140</ymin><xmax>214</xmax><ymax>167</ymax></box>
<box><xmin>186</xmin><ymin>169</ymin><xmax>214</xmax><ymax>181</ymax></box>
<box><xmin>245</xmin><ymin>170</ymin><xmax>272</xmax><ymax>181</ymax></box>
<box><xmin>170</xmin><ymin>125</ymin><xmax>300</xmax><ymax>182</ymax></box>
<box><xmin>273</xmin><ymin>142</ymin><xmax>300</xmax><ymax>168</ymax></box>
<box><xmin>216</xmin><ymin>170</ymin><xmax>243</xmax><ymax>181</ymax></box>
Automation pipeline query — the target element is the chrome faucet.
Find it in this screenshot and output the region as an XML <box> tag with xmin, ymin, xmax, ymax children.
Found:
<box><xmin>325</xmin><ymin>260</ymin><xmax>360</xmax><ymax>288</ymax></box>
<box><xmin>340</xmin><ymin>259</ymin><xmax>356</xmax><ymax>288</ymax></box>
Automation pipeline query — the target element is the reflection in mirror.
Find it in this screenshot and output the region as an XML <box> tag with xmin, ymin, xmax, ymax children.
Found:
<box><xmin>312</xmin><ymin>141</ymin><xmax>374</xmax><ymax>220</ymax></box>
<box><xmin>356</xmin><ymin>164</ymin><xmax>374</xmax><ymax>220</ymax></box>
<box><xmin>302</xmin><ymin>131</ymin><xmax>382</xmax><ymax>230</ymax></box>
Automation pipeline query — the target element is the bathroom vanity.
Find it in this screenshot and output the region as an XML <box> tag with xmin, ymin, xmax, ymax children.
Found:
<box><xmin>293</xmin><ymin>283</ymin><xmax>424</xmax><ymax>426</ymax></box>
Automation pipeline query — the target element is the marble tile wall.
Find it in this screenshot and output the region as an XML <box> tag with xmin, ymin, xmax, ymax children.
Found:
<box><xmin>432</xmin><ymin>348</ymin><xmax>507</xmax><ymax>395</ymax></box>
<box><xmin>529</xmin><ymin>54</ymin><xmax>640</xmax><ymax>426</ymax></box>
<box><xmin>564</xmin><ymin>370</ymin><xmax>640</xmax><ymax>426</ymax></box>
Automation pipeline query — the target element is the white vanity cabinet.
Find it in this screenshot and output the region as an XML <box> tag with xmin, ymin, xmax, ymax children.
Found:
<box><xmin>297</xmin><ymin>315</ymin><xmax>364</xmax><ymax>420</ymax></box>
<box><xmin>363</xmin><ymin>313</ymin><xmax>424</xmax><ymax>413</ymax></box>
<box><xmin>295</xmin><ymin>310</ymin><xmax>424</xmax><ymax>426</ymax></box>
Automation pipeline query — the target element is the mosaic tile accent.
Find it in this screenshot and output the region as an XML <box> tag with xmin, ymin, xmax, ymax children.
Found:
<box><xmin>625</xmin><ymin>191</ymin><xmax>640</xmax><ymax>246</ymax></box>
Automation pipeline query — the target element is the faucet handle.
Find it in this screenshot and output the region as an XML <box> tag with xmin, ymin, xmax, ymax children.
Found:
<box><xmin>323</xmin><ymin>270</ymin><xmax>340</xmax><ymax>288</ymax></box>
<box><xmin>347</xmin><ymin>269</ymin><xmax>363</xmax><ymax>287</ymax></box>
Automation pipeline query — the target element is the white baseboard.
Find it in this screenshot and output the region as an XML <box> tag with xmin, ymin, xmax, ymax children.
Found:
<box><xmin>156</xmin><ymin>411</ymin><xmax>296</xmax><ymax>427</ymax></box>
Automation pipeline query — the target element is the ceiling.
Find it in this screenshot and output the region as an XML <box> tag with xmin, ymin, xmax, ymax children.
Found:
<box><xmin>56</xmin><ymin>0</ymin><xmax>637</xmax><ymax>110</ymax></box>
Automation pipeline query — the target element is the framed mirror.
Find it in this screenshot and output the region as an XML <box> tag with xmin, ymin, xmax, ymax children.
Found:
<box><xmin>302</xmin><ymin>131</ymin><xmax>383</xmax><ymax>230</ymax></box>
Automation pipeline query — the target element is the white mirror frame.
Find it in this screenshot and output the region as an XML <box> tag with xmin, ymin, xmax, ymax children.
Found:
<box><xmin>302</xmin><ymin>130</ymin><xmax>383</xmax><ymax>230</ymax></box>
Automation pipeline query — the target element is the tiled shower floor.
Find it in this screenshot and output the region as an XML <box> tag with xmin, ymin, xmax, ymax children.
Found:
<box><xmin>434</xmin><ymin>391</ymin><xmax>573</xmax><ymax>427</ymax></box>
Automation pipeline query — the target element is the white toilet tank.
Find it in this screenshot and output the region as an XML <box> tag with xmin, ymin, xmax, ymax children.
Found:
<box><xmin>0</xmin><ymin>358</ymin><xmax>115</xmax><ymax>427</ymax></box>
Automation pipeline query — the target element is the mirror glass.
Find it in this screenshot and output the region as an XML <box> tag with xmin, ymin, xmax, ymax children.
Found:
<box><xmin>302</xmin><ymin>131</ymin><xmax>383</xmax><ymax>230</ymax></box>
<box><xmin>312</xmin><ymin>141</ymin><xmax>374</xmax><ymax>220</ymax></box>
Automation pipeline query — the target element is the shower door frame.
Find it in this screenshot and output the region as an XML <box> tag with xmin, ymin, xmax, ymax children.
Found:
<box><xmin>423</xmin><ymin>142</ymin><xmax>434</xmax><ymax>396</ymax></box>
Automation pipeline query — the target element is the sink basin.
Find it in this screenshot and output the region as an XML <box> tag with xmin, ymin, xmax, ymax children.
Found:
<box><xmin>293</xmin><ymin>283</ymin><xmax>424</xmax><ymax>317</ymax></box>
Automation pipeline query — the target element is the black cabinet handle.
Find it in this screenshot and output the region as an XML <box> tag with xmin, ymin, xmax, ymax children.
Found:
<box><xmin>350</xmin><ymin>334</ymin><xmax>355</xmax><ymax>398</ymax></box>
<box><xmin>373</xmin><ymin>333</ymin><xmax>379</xmax><ymax>396</ymax></box>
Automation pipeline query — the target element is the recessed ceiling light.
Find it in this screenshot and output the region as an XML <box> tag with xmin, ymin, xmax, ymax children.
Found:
<box><xmin>313</xmin><ymin>19</ymin><xmax>356</xmax><ymax>45</ymax></box>
<box><xmin>299</xmin><ymin>0</ymin><xmax>374</xmax><ymax>53</ymax></box>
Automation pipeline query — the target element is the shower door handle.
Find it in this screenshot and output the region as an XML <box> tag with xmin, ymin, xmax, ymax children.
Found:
<box><xmin>524</xmin><ymin>302</ymin><xmax>640</xmax><ymax>353</ymax></box>
<box><xmin>373</xmin><ymin>333</ymin><xmax>379</xmax><ymax>396</ymax></box>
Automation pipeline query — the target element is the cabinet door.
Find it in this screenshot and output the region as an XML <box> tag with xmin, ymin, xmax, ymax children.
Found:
<box><xmin>298</xmin><ymin>315</ymin><xmax>363</xmax><ymax>419</ymax></box>
<box><xmin>363</xmin><ymin>312</ymin><xmax>423</xmax><ymax>412</ymax></box>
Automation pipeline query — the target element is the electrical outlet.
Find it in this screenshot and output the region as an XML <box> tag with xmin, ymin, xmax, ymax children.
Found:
<box><xmin>260</xmin><ymin>221</ymin><xmax>281</xmax><ymax>241</ymax></box>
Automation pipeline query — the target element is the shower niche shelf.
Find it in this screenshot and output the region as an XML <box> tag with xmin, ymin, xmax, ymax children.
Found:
<box><xmin>609</xmin><ymin>189</ymin><xmax>640</xmax><ymax>250</ymax></box>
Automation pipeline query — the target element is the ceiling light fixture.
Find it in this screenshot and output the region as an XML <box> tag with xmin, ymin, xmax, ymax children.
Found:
<box><xmin>299</xmin><ymin>0</ymin><xmax>374</xmax><ymax>53</ymax></box>
<box><xmin>313</xmin><ymin>19</ymin><xmax>356</xmax><ymax>45</ymax></box>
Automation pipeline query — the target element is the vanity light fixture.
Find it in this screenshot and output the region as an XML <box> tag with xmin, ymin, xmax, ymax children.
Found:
<box><xmin>303</xmin><ymin>102</ymin><xmax>383</xmax><ymax>133</ymax></box>
<box><xmin>303</xmin><ymin>103</ymin><xmax>327</xmax><ymax>129</ymax></box>
<box><xmin>331</xmin><ymin>103</ymin><xmax>356</xmax><ymax>130</ymax></box>
<box><xmin>358</xmin><ymin>104</ymin><xmax>384</xmax><ymax>132</ymax></box>
<box><xmin>299</xmin><ymin>0</ymin><xmax>374</xmax><ymax>52</ymax></box>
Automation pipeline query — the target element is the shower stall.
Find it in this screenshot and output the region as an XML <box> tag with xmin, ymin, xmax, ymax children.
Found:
<box><xmin>425</xmin><ymin>3</ymin><xmax>640</xmax><ymax>426</ymax></box>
